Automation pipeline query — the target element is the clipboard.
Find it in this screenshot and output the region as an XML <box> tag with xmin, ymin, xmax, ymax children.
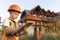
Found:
<box><xmin>6</xmin><ymin>22</ymin><xmax>33</xmax><ymax>36</ymax></box>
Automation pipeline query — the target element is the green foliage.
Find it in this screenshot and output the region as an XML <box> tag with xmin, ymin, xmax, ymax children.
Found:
<box><xmin>20</xmin><ymin>35</ymin><xmax>34</xmax><ymax>40</ymax></box>
<box><xmin>20</xmin><ymin>34</ymin><xmax>60</xmax><ymax>40</ymax></box>
<box><xmin>41</xmin><ymin>35</ymin><xmax>56</xmax><ymax>40</ymax></box>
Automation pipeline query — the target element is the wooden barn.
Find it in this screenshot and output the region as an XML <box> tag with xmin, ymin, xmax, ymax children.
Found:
<box><xmin>18</xmin><ymin>5</ymin><xmax>60</xmax><ymax>40</ymax></box>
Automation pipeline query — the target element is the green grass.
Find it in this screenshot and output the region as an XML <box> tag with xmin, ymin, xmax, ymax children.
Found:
<box><xmin>41</xmin><ymin>35</ymin><xmax>56</xmax><ymax>40</ymax></box>
<box><xmin>20</xmin><ymin>34</ymin><xmax>60</xmax><ymax>40</ymax></box>
<box><xmin>20</xmin><ymin>35</ymin><xmax>34</xmax><ymax>40</ymax></box>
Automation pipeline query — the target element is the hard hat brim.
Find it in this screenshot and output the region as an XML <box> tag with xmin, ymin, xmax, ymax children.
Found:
<box><xmin>8</xmin><ymin>9</ymin><xmax>21</xmax><ymax>13</ymax></box>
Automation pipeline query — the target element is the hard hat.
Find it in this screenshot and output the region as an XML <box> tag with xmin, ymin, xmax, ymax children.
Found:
<box><xmin>8</xmin><ymin>4</ymin><xmax>21</xmax><ymax>13</ymax></box>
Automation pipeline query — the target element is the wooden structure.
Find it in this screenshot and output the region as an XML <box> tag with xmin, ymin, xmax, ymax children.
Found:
<box><xmin>19</xmin><ymin>5</ymin><xmax>60</xmax><ymax>40</ymax></box>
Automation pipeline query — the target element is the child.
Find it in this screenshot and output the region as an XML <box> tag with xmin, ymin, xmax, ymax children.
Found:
<box><xmin>3</xmin><ymin>4</ymin><xmax>27</xmax><ymax>40</ymax></box>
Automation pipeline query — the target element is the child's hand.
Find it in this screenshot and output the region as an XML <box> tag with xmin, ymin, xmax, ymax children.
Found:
<box><xmin>24</xmin><ymin>26</ymin><xmax>28</xmax><ymax>32</ymax></box>
<box><xmin>19</xmin><ymin>30</ymin><xmax>27</xmax><ymax>36</ymax></box>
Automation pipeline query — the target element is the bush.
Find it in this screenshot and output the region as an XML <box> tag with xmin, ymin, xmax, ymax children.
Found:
<box><xmin>18</xmin><ymin>33</ymin><xmax>60</xmax><ymax>40</ymax></box>
<box><xmin>41</xmin><ymin>35</ymin><xmax>56</xmax><ymax>40</ymax></box>
<box><xmin>20</xmin><ymin>35</ymin><xmax>34</xmax><ymax>40</ymax></box>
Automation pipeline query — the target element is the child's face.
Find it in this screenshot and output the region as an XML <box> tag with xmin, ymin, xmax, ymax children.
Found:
<box><xmin>10</xmin><ymin>11</ymin><xmax>20</xmax><ymax>20</ymax></box>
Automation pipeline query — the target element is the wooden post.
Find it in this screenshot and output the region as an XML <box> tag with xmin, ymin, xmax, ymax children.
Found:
<box><xmin>34</xmin><ymin>21</ymin><xmax>38</xmax><ymax>40</ymax></box>
<box><xmin>39</xmin><ymin>21</ymin><xmax>41</xmax><ymax>35</ymax></box>
<box><xmin>34</xmin><ymin>21</ymin><xmax>41</xmax><ymax>40</ymax></box>
<box><xmin>55</xmin><ymin>22</ymin><xmax>56</xmax><ymax>32</ymax></box>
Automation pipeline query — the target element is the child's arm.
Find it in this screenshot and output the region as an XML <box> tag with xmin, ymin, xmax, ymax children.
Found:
<box><xmin>3</xmin><ymin>26</ymin><xmax>14</xmax><ymax>34</ymax></box>
<box><xmin>19</xmin><ymin>26</ymin><xmax>27</xmax><ymax>36</ymax></box>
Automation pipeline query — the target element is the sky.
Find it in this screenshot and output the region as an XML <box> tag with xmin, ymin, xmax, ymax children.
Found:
<box><xmin>0</xmin><ymin>0</ymin><xmax>60</xmax><ymax>22</ymax></box>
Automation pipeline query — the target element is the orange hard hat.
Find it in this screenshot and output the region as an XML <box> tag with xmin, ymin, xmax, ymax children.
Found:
<box><xmin>8</xmin><ymin>4</ymin><xmax>21</xmax><ymax>13</ymax></box>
